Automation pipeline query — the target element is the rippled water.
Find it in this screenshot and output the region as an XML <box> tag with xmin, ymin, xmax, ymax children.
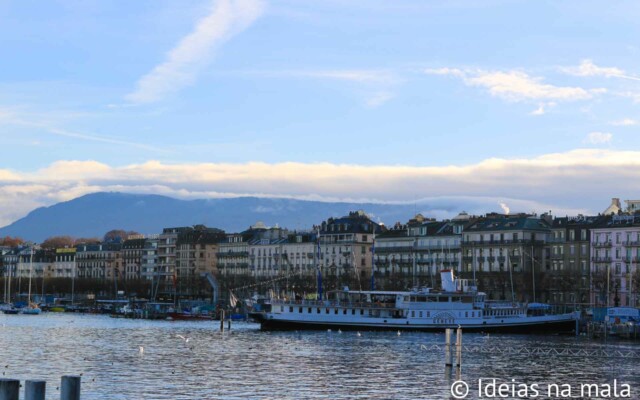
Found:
<box><xmin>1</xmin><ymin>313</ymin><xmax>639</xmax><ymax>399</ymax></box>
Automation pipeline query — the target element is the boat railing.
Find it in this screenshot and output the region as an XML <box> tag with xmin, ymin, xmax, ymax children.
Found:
<box><xmin>270</xmin><ymin>299</ymin><xmax>398</xmax><ymax>309</ymax></box>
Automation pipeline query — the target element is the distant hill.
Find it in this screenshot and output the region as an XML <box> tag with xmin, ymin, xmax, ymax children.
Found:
<box><xmin>0</xmin><ymin>192</ymin><xmax>424</xmax><ymax>242</ymax></box>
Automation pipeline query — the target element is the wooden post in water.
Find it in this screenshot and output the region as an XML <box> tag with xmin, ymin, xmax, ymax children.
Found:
<box><xmin>25</xmin><ymin>380</ymin><xmax>46</xmax><ymax>400</ymax></box>
<box><xmin>455</xmin><ymin>327</ymin><xmax>462</xmax><ymax>379</ymax></box>
<box><xmin>444</xmin><ymin>328</ymin><xmax>452</xmax><ymax>379</ymax></box>
<box><xmin>227</xmin><ymin>316</ymin><xmax>231</xmax><ymax>331</ymax></box>
<box><xmin>220</xmin><ymin>310</ymin><xmax>225</xmax><ymax>332</ymax></box>
<box><xmin>0</xmin><ymin>378</ymin><xmax>20</xmax><ymax>400</ymax></box>
<box><xmin>60</xmin><ymin>376</ymin><xmax>81</xmax><ymax>400</ymax></box>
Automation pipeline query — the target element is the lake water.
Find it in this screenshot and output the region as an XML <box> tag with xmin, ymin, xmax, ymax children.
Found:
<box><xmin>1</xmin><ymin>313</ymin><xmax>639</xmax><ymax>399</ymax></box>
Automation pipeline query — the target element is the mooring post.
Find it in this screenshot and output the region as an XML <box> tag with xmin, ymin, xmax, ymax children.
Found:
<box><xmin>227</xmin><ymin>317</ymin><xmax>231</xmax><ymax>331</ymax></box>
<box><xmin>60</xmin><ymin>376</ymin><xmax>81</xmax><ymax>400</ymax></box>
<box><xmin>0</xmin><ymin>378</ymin><xmax>20</xmax><ymax>400</ymax></box>
<box><xmin>25</xmin><ymin>380</ymin><xmax>46</xmax><ymax>400</ymax></box>
<box><xmin>575</xmin><ymin>318</ymin><xmax>579</xmax><ymax>336</ymax></box>
<box><xmin>455</xmin><ymin>327</ymin><xmax>462</xmax><ymax>379</ymax></box>
<box><xmin>445</xmin><ymin>328</ymin><xmax>452</xmax><ymax>366</ymax></box>
<box><xmin>220</xmin><ymin>310</ymin><xmax>225</xmax><ymax>332</ymax></box>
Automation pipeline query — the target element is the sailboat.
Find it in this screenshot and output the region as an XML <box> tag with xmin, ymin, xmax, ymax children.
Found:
<box><xmin>22</xmin><ymin>247</ymin><xmax>41</xmax><ymax>315</ymax></box>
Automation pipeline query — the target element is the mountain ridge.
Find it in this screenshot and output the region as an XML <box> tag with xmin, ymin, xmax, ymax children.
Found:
<box><xmin>0</xmin><ymin>192</ymin><xmax>423</xmax><ymax>242</ymax></box>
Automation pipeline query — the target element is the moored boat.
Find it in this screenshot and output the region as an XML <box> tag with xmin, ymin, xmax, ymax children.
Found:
<box><xmin>250</xmin><ymin>270</ymin><xmax>579</xmax><ymax>333</ymax></box>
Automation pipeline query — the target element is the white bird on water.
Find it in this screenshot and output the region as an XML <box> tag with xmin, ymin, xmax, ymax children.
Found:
<box><xmin>176</xmin><ymin>334</ymin><xmax>190</xmax><ymax>343</ymax></box>
<box><xmin>397</xmin><ymin>330</ymin><xmax>401</xmax><ymax>336</ymax></box>
<box><xmin>139</xmin><ymin>346</ymin><xmax>144</xmax><ymax>355</ymax></box>
<box><xmin>356</xmin><ymin>332</ymin><xmax>362</xmax><ymax>337</ymax></box>
<box><xmin>338</xmin><ymin>329</ymin><xmax>342</xmax><ymax>334</ymax></box>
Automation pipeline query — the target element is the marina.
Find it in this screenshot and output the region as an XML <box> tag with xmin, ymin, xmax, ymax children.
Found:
<box><xmin>1</xmin><ymin>313</ymin><xmax>640</xmax><ymax>399</ymax></box>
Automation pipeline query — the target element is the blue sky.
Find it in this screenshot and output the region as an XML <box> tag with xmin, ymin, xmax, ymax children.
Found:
<box><xmin>1</xmin><ymin>0</ymin><xmax>640</xmax><ymax>226</ymax></box>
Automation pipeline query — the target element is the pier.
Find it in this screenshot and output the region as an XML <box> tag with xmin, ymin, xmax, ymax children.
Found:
<box><xmin>0</xmin><ymin>376</ymin><xmax>81</xmax><ymax>400</ymax></box>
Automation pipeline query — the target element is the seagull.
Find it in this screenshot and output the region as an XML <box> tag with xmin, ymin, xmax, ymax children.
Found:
<box><xmin>356</xmin><ymin>332</ymin><xmax>362</xmax><ymax>337</ymax></box>
<box><xmin>139</xmin><ymin>346</ymin><xmax>144</xmax><ymax>354</ymax></box>
<box><xmin>420</xmin><ymin>344</ymin><xmax>428</xmax><ymax>350</ymax></box>
<box><xmin>327</xmin><ymin>329</ymin><xmax>332</xmax><ymax>333</ymax></box>
<box><xmin>176</xmin><ymin>334</ymin><xmax>190</xmax><ymax>343</ymax></box>
<box><xmin>338</xmin><ymin>329</ymin><xmax>342</xmax><ymax>334</ymax></box>
<box><xmin>397</xmin><ymin>330</ymin><xmax>401</xmax><ymax>336</ymax></box>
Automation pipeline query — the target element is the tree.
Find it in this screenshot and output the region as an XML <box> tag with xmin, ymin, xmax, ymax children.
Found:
<box><xmin>0</xmin><ymin>236</ymin><xmax>24</xmax><ymax>247</ymax></box>
<box><xmin>41</xmin><ymin>235</ymin><xmax>75</xmax><ymax>249</ymax></box>
<box><xmin>103</xmin><ymin>229</ymin><xmax>140</xmax><ymax>243</ymax></box>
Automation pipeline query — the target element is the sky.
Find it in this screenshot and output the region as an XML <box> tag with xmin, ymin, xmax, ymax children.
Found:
<box><xmin>1</xmin><ymin>0</ymin><xmax>640</xmax><ymax>227</ymax></box>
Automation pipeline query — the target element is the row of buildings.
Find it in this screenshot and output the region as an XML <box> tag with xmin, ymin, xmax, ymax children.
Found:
<box><xmin>2</xmin><ymin>200</ymin><xmax>640</xmax><ymax>307</ymax></box>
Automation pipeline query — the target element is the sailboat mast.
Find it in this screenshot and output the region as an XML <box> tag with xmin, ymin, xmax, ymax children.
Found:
<box><xmin>28</xmin><ymin>247</ymin><xmax>33</xmax><ymax>304</ymax></box>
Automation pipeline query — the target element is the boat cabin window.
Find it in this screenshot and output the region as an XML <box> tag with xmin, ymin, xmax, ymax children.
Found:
<box><xmin>334</xmin><ymin>308</ymin><xmax>339</xmax><ymax>315</ymax></box>
<box><xmin>317</xmin><ymin>308</ymin><xmax>321</xmax><ymax>314</ymax></box>
<box><xmin>360</xmin><ymin>309</ymin><xmax>364</xmax><ymax>315</ymax></box>
<box><xmin>299</xmin><ymin>307</ymin><xmax>303</xmax><ymax>313</ymax></box>
<box><xmin>343</xmin><ymin>309</ymin><xmax>347</xmax><ymax>315</ymax></box>
<box><xmin>308</xmin><ymin>307</ymin><xmax>312</xmax><ymax>313</ymax></box>
<box><xmin>289</xmin><ymin>306</ymin><xmax>293</xmax><ymax>312</ymax></box>
<box><xmin>352</xmin><ymin>309</ymin><xmax>355</xmax><ymax>315</ymax></box>
<box><xmin>326</xmin><ymin>308</ymin><xmax>330</xmax><ymax>314</ymax></box>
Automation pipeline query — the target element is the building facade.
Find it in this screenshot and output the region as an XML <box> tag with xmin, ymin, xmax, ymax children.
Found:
<box><xmin>461</xmin><ymin>214</ymin><xmax>551</xmax><ymax>302</ymax></box>
<box><xmin>590</xmin><ymin>215</ymin><xmax>640</xmax><ymax>307</ymax></box>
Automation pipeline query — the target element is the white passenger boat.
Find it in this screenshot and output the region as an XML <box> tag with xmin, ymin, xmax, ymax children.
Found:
<box><xmin>250</xmin><ymin>270</ymin><xmax>579</xmax><ymax>333</ymax></box>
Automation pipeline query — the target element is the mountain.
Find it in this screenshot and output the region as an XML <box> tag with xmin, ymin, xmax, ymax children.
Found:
<box><xmin>0</xmin><ymin>192</ymin><xmax>422</xmax><ymax>242</ymax></box>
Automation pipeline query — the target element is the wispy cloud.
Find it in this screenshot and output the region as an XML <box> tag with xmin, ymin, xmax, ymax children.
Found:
<box><xmin>288</xmin><ymin>69</ymin><xmax>400</xmax><ymax>85</ymax></box>
<box><xmin>3</xmin><ymin>149</ymin><xmax>640</xmax><ymax>226</ymax></box>
<box><xmin>610</xmin><ymin>118</ymin><xmax>638</xmax><ymax>126</ymax></box>
<box><xmin>3</xmin><ymin>114</ymin><xmax>169</xmax><ymax>153</ymax></box>
<box><xmin>126</xmin><ymin>0</ymin><xmax>265</xmax><ymax>104</ymax></box>
<box><xmin>560</xmin><ymin>59</ymin><xmax>640</xmax><ymax>82</ymax></box>
<box><xmin>263</xmin><ymin>69</ymin><xmax>401</xmax><ymax>107</ymax></box>
<box><xmin>584</xmin><ymin>131</ymin><xmax>613</xmax><ymax>145</ymax></box>
<box><xmin>425</xmin><ymin>68</ymin><xmax>599</xmax><ymax>102</ymax></box>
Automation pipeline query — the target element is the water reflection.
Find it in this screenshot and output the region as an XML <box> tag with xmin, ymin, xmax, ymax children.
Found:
<box><xmin>1</xmin><ymin>314</ymin><xmax>639</xmax><ymax>399</ymax></box>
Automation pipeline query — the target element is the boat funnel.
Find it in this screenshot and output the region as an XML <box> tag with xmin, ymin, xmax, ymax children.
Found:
<box><xmin>440</xmin><ymin>269</ymin><xmax>456</xmax><ymax>292</ymax></box>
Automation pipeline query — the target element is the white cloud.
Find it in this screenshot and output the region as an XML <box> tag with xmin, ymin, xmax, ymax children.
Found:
<box><xmin>424</xmin><ymin>67</ymin><xmax>464</xmax><ymax>77</ymax></box>
<box><xmin>560</xmin><ymin>59</ymin><xmax>640</xmax><ymax>82</ymax></box>
<box><xmin>584</xmin><ymin>132</ymin><xmax>613</xmax><ymax>145</ymax></box>
<box><xmin>560</xmin><ymin>59</ymin><xmax>624</xmax><ymax>77</ymax></box>
<box><xmin>425</xmin><ymin>68</ymin><xmax>598</xmax><ymax>102</ymax></box>
<box><xmin>3</xmin><ymin>149</ymin><xmax>640</xmax><ymax>227</ymax></box>
<box><xmin>126</xmin><ymin>0</ymin><xmax>265</xmax><ymax>104</ymax></box>
<box><xmin>529</xmin><ymin>102</ymin><xmax>556</xmax><ymax>116</ymax></box>
<box><xmin>465</xmin><ymin>71</ymin><xmax>594</xmax><ymax>102</ymax></box>
<box><xmin>611</xmin><ymin>118</ymin><xmax>638</xmax><ymax>126</ymax></box>
<box><xmin>365</xmin><ymin>92</ymin><xmax>394</xmax><ymax>108</ymax></box>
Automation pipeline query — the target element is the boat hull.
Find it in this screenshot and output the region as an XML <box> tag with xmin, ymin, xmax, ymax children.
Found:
<box><xmin>250</xmin><ymin>313</ymin><xmax>578</xmax><ymax>333</ymax></box>
<box><xmin>167</xmin><ymin>312</ymin><xmax>214</xmax><ymax>321</ymax></box>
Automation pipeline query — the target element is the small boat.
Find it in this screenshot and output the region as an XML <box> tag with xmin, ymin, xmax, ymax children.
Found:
<box><xmin>49</xmin><ymin>306</ymin><xmax>65</xmax><ymax>313</ymax></box>
<box><xmin>1</xmin><ymin>307</ymin><xmax>20</xmax><ymax>315</ymax></box>
<box><xmin>22</xmin><ymin>304</ymin><xmax>42</xmax><ymax>315</ymax></box>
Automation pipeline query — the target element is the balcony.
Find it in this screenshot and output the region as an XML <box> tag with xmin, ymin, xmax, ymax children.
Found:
<box><xmin>550</xmin><ymin>254</ymin><xmax>564</xmax><ymax>260</ymax></box>
<box><xmin>591</xmin><ymin>257</ymin><xmax>612</xmax><ymax>263</ymax></box>
<box><xmin>625</xmin><ymin>241</ymin><xmax>640</xmax><ymax>247</ymax></box>
<box><xmin>623</xmin><ymin>257</ymin><xmax>639</xmax><ymax>263</ymax></box>
<box><xmin>593</xmin><ymin>242</ymin><xmax>612</xmax><ymax>248</ymax></box>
